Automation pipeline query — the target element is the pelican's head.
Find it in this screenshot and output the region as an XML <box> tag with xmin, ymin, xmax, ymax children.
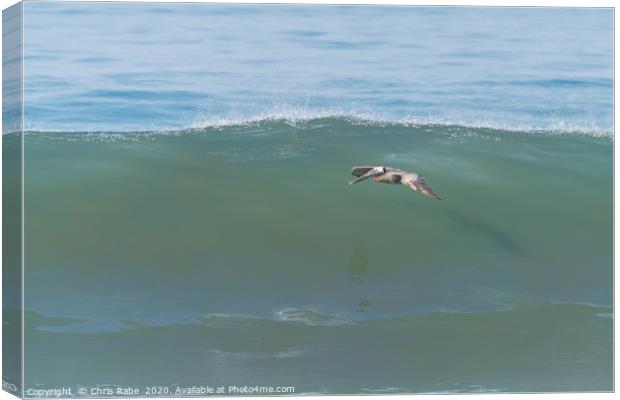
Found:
<box><xmin>373</xmin><ymin>166</ymin><xmax>386</xmax><ymax>175</ymax></box>
<box><xmin>349</xmin><ymin>165</ymin><xmax>386</xmax><ymax>185</ymax></box>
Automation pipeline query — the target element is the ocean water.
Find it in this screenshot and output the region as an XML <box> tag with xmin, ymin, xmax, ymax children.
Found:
<box><xmin>22</xmin><ymin>3</ymin><xmax>613</xmax><ymax>133</ymax></box>
<box><xmin>9</xmin><ymin>1</ymin><xmax>615</xmax><ymax>395</ymax></box>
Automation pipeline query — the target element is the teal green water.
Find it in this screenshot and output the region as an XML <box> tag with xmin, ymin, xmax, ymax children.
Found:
<box><xmin>21</xmin><ymin>118</ymin><xmax>612</xmax><ymax>393</ymax></box>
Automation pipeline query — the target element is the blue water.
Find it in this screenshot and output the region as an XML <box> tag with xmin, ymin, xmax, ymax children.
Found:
<box><xmin>23</xmin><ymin>3</ymin><xmax>613</xmax><ymax>134</ymax></box>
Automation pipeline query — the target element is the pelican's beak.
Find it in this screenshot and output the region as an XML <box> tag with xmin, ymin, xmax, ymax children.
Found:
<box><xmin>348</xmin><ymin>171</ymin><xmax>374</xmax><ymax>185</ymax></box>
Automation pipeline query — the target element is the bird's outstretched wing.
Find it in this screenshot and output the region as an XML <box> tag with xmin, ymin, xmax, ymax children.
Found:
<box><xmin>351</xmin><ymin>166</ymin><xmax>377</xmax><ymax>177</ymax></box>
<box><xmin>402</xmin><ymin>174</ymin><xmax>441</xmax><ymax>200</ymax></box>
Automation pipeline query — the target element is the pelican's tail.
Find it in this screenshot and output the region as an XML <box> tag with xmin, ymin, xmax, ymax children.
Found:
<box><xmin>405</xmin><ymin>177</ymin><xmax>441</xmax><ymax>200</ymax></box>
<box><xmin>420</xmin><ymin>185</ymin><xmax>441</xmax><ymax>200</ymax></box>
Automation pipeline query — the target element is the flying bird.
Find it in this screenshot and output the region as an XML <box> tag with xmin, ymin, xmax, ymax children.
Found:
<box><xmin>349</xmin><ymin>166</ymin><xmax>441</xmax><ymax>200</ymax></box>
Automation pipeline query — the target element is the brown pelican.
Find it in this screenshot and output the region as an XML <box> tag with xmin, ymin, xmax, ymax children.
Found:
<box><xmin>349</xmin><ymin>166</ymin><xmax>441</xmax><ymax>200</ymax></box>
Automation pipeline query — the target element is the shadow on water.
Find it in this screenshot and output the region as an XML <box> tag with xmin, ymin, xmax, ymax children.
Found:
<box><xmin>444</xmin><ymin>209</ymin><xmax>526</xmax><ymax>257</ymax></box>
<box><xmin>350</xmin><ymin>234</ymin><xmax>368</xmax><ymax>283</ymax></box>
<box><xmin>350</xmin><ymin>234</ymin><xmax>373</xmax><ymax>313</ymax></box>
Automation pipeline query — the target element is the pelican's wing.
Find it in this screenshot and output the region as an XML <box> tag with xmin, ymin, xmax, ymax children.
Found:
<box><xmin>402</xmin><ymin>173</ymin><xmax>441</xmax><ymax>200</ymax></box>
<box><xmin>351</xmin><ymin>166</ymin><xmax>377</xmax><ymax>177</ymax></box>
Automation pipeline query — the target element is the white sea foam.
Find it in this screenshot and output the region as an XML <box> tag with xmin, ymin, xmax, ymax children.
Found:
<box><xmin>187</xmin><ymin>106</ymin><xmax>385</xmax><ymax>130</ymax></box>
<box><xmin>204</xmin><ymin>346</ymin><xmax>312</xmax><ymax>360</ymax></box>
<box><xmin>274</xmin><ymin>307</ymin><xmax>353</xmax><ymax>326</ymax></box>
<box><xmin>22</xmin><ymin>107</ymin><xmax>612</xmax><ymax>138</ymax></box>
<box><xmin>186</xmin><ymin>106</ymin><xmax>613</xmax><ymax>137</ymax></box>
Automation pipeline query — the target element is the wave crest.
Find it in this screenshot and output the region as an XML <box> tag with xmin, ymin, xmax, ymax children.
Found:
<box><xmin>24</xmin><ymin>113</ymin><xmax>612</xmax><ymax>139</ymax></box>
<box><xmin>187</xmin><ymin>109</ymin><xmax>612</xmax><ymax>137</ymax></box>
